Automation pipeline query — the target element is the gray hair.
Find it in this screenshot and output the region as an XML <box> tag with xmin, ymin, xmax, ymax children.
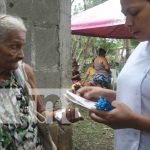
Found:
<box><xmin>0</xmin><ymin>14</ymin><xmax>27</xmax><ymax>40</ymax></box>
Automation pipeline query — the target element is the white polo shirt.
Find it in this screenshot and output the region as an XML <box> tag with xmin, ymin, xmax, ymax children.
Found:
<box><xmin>115</xmin><ymin>41</ymin><xmax>150</xmax><ymax>150</ymax></box>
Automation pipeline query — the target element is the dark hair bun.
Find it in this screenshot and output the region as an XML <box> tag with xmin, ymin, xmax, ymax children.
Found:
<box><xmin>98</xmin><ymin>48</ymin><xmax>106</xmax><ymax>56</ymax></box>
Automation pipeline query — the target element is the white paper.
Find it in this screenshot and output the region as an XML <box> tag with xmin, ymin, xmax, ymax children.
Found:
<box><xmin>64</xmin><ymin>90</ymin><xmax>96</xmax><ymax>109</ymax></box>
<box><xmin>54</xmin><ymin>109</ymin><xmax>66</xmax><ymax>121</ymax></box>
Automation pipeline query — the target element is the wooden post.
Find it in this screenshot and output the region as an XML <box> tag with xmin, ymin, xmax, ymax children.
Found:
<box><xmin>50</xmin><ymin>124</ymin><xmax>73</xmax><ymax>150</ymax></box>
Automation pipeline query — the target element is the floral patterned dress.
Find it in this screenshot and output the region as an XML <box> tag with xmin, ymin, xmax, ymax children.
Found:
<box><xmin>0</xmin><ymin>72</ymin><xmax>43</xmax><ymax>150</ymax></box>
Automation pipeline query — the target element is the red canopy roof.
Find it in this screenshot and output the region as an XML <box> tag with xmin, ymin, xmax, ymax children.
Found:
<box><xmin>71</xmin><ymin>0</ymin><xmax>134</xmax><ymax>39</ymax></box>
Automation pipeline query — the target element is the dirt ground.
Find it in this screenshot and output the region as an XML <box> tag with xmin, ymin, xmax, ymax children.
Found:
<box><xmin>72</xmin><ymin>106</ymin><xmax>114</xmax><ymax>150</ymax></box>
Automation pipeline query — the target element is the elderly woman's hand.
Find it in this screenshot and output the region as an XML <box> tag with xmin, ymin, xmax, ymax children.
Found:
<box><xmin>90</xmin><ymin>100</ymin><xmax>136</xmax><ymax>129</ymax></box>
<box><xmin>54</xmin><ymin>108</ymin><xmax>83</xmax><ymax>125</ymax></box>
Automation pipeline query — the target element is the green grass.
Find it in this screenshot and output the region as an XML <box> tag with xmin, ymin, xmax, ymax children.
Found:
<box><xmin>72</xmin><ymin>106</ymin><xmax>114</xmax><ymax>150</ymax></box>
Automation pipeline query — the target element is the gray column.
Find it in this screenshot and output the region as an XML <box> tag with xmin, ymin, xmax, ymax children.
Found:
<box><xmin>0</xmin><ymin>0</ymin><xmax>6</xmax><ymax>13</ymax></box>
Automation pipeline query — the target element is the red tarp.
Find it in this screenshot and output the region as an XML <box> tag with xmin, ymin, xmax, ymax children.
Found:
<box><xmin>71</xmin><ymin>0</ymin><xmax>134</xmax><ymax>39</ymax></box>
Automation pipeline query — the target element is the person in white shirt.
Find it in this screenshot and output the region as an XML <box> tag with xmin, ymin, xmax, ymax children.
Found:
<box><xmin>77</xmin><ymin>0</ymin><xmax>150</xmax><ymax>150</ymax></box>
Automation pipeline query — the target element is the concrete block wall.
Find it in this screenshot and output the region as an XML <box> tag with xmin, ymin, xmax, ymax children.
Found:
<box><xmin>4</xmin><ymin>0</ymin><xmax>71</xmax><ymax>89</ymax></box>
<box><xmin>0</xmin><ymin>0</ymin><xmax>6</xmax><ymax>13</ymax></box>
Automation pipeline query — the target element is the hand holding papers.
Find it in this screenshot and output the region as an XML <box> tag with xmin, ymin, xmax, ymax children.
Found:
<box><xmin>64</xmin><ymin>90</ymin><xmax>96</xmax><ymax>109</ymax></box>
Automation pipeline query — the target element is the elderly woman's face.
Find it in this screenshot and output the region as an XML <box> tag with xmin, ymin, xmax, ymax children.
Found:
<box><xmin>121</xmin><ymin>0</ymin><xmax>150</xmax><ymax>41</ymax></box>
<box><xmin>0</xmin><ymin>30</ymin><xmax>26</xmax><ymax>70</ymax></box>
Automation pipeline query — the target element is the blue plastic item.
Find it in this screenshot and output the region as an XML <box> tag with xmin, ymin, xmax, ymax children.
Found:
<box><xmin>95</xmin><ymin>96</ymin><xmax>115</xmax><ymax>111</ymax></box>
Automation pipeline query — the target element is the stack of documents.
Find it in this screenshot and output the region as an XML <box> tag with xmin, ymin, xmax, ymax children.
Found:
<box><xmin>64</xmin><ymin>90</ymin><xmax>96</xmax><ymax>109</ymax></box>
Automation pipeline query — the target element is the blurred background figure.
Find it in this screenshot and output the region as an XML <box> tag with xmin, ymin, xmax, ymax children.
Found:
<box><xmin>72</xmin><ymin>63</ymin><xmax>81</xmax><ymax>84</ymax></box>
<box><xmin>72</xmin><ymin>58</ymin><xmax>78</xmax><ymax>67</ymax></box>
<box><xmin>93</xmin><ymin>48</ymin><xmax>111</xmax><ymax>88</ymax></box>
<box><xmin>82</xmin><ymin>58</ymin><xmax>96</xmax><ymax>86</ymax></box>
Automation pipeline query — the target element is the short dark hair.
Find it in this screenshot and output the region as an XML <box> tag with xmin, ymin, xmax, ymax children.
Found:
<box><xmin>97</xmin><ymin>48</ymin><xmax>106</xmax><ymax>56</ymax></box>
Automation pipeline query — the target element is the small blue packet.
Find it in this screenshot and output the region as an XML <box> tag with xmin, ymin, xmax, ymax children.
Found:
<box><xmin>95</xmin><ymin>96</ymin><xmax>115</xmax><ymax>111</ymax></box>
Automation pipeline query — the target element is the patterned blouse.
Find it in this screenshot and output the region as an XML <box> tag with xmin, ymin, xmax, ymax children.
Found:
<box><xmin>0</xmin><ymin>72</ymin><xmax>43</xmax><ymax>150</ymax></box>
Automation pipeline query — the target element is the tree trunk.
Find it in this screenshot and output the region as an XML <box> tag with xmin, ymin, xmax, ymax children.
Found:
<box><xmin>125</xmin><ymin>39</ymin><xmax>131</xmax><ymax>62</ymax></box>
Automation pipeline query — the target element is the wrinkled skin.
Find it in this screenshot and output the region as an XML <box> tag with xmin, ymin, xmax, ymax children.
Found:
<box><xmin>51</xmin><ymin>108</ymin><xmax>83</xmax><ymax>125</ymax></box>
<box><xmin>0</xmin><ymin>29</ymin><xmax>83</xmax><ymax>125</ymax></box>
<box><xmin>0</xmin><ymin>30</ymin><xmax>25</xmax><ymax>71</ymax></box>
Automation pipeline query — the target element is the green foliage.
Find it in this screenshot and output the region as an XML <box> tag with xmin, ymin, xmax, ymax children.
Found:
<box><xmin>72</xmin><ymin>35</ymin><xmax>123</xmax><ymax>68</ymax></box>
<box><xmin>71</xmin><ymin>0</ymin><xmax>138</xmax><ymax>73</ymax></box>
<box><xmin>85</xmin><ymin>0</ymin><xmax>108</xmax><ymax>9</ymax></box>
<box><xmin>93</xmin><ymin>38</ymin><xmax>123</xmax><ymax>55</ymax></box>
<box><xmin>72</xmin><ymin>0</ymin><xmax>108</xmax><ymax>15</ymax></box>
<box><xmin>131</xmin><ymin>39</ymin><xmax>139</xmax><ymax>47</ymax></box>
<box><xmin>73</xmin><ymin>3</ymin><xmax>84</xmax><ymax>15</ymax></box>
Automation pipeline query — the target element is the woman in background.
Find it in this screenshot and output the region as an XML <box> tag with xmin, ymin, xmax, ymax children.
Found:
<box><xmin>93</xmin><ymin>48</ymin><xmax>111</xmax><ymax>88</ymax></box>
<box><xmin>72</xmin><ymin>63</ymin><xmax>81</xmax><ymax>84</ymax></box>
<box><xmin>83</xmin><ymin>58</ymin><xmax>96</xmax><ymax>86</ymax></box>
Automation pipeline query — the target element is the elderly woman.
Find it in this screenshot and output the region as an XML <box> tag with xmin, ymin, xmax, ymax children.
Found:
<box><xmin>0</xmin><ymin>14</ymin><xmax>81</xmax><ymax>149</ymax></box>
